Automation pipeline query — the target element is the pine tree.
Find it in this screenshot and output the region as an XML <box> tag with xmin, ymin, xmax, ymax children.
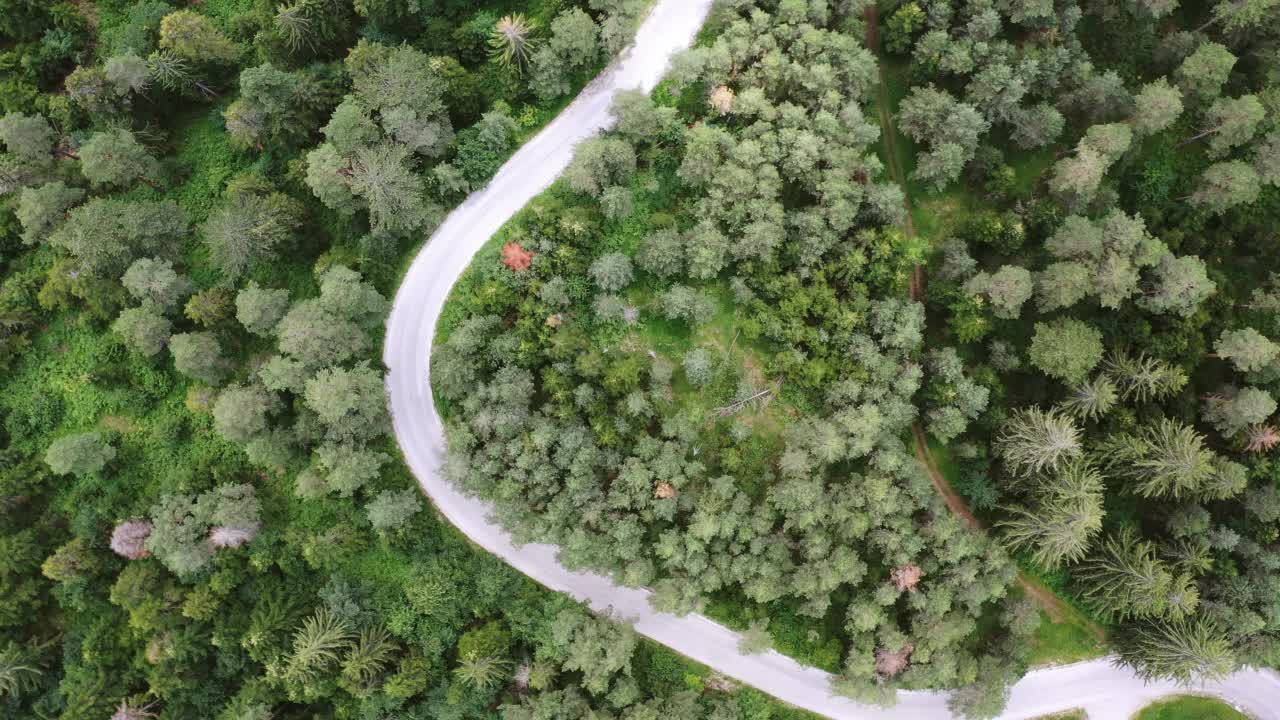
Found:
<box><xmin>1115</xmin><ymin>618</ymin><xmax>1235</xmax><ymax>684</ymax></box>
<box><xmin>284</xmin><ymin>608</ymin><xmax>354</xmax><ymax>682</ymax></box>
<box><xmin>1102</xmin><ymin>352</ymin><xmax>1187</xmax><ymax>403</ymax></box>
<box><xmin>1078</xmin><ymin>528</ymin><xmax>1175</xmax><ymax>620</ymax></box>
<box><xmin>997</xmin><ymin>459</ymin><xmax>1103</xmax><ymax>568</ymax></box>
<box><xmin>1097</xmin><ymin>419</ymin><xmax>1217</xmax><ymax>499</ymax></box>
<box><xmin>1062</xmin><ymin>375</ymin><xmax>1118</xmax><ymax>421</ymax></box>
<box><xmin>490</xmin><ymin>14</ymin><xmax>537</xmax><ymax>74</ymax></box>
<box><xmin>995</xmin><ymin>407</ymin><xmax>1082</xmax><ymax>478</ymax></box>
<box><xmin>0</xmin><ymin>641</ymin><xmax>43</xmax><ymax>698</ymax></box>
<box><xmin>341</xmin><ymin>625</ymin><xmax>397</xmax><ymax>688</ymax></box>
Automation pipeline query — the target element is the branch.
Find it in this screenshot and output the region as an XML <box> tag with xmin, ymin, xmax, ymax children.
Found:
<box><xmin>714</xmin><ymin>385</ymin><xmax>777</xmax><ymax>417</ymax></box>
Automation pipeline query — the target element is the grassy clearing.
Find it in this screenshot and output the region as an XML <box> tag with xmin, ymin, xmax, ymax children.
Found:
<box><xmin>1026</xmin><ymin>609</ymin><xmax>1107</xmax><ymax>667</ymax></box>
<box><xmin>1134</xmin><ymin>696</ymin><xmax>1250</xmax><ymax>720</ymax></box>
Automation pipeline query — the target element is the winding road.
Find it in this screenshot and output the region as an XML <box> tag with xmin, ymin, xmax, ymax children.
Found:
<box><xmin>382</xmin><ymin>1</ymin><xmax>1280</xmax><ymax>717</ymax></box>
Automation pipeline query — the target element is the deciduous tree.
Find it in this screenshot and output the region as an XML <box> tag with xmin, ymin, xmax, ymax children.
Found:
<box><xmin>45</xmin><ymin>432</ymin><xmax>115</xmax><ymax>477</ymax></box>
<box><xmin>1029</xmin><ymin>319</ymin><xmax>1104</xmax><ymax>384</ymax></box>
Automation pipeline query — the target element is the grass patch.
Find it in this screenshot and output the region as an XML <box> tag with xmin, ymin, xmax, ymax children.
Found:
<box><xmin>1032</xmin><ymin>712</ymin><xmax>1088</xmax><ymax>720</ymax></box>
<box><xmin>1027</xmin><ymin>609</ymin><xmax>1107</xmax><ymax>667</ymax></box>
<box><xmin>1134</xmin><ymin>696</ymin><xmax>1250</xmax><ymax>720</ymax></box>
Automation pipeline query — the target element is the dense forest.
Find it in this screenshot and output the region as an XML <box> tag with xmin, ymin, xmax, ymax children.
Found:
<box><xmin>2</xmin><ymin>0</ymin><xmax>1278</xmax><ymax>718</ymax></box>
<box><xmin>0</xmin><ymin>1</ymin><xmax>826</xmax><ymax>719</ymax></box>
<box><xmin>432</xmin><ymin>0</ymin><xmax>1280</xmax><ymax>717</ymax></box>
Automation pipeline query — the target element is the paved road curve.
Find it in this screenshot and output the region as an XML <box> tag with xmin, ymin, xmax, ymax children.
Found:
<box><xmin>383</xmin><ymin>2</ymin><xmax>1280</xmax><ymax>717</ymax></box>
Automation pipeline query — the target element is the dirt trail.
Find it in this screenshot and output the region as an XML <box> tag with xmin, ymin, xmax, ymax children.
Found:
<box><xmin>865</xmin><ymin>6</ymin><xmax>1104</xmax><ymax>641</ymax></box>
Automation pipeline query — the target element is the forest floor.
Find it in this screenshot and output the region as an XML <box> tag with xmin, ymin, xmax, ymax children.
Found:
<box><xmin>863</xmin><ymin>5</ymin><xmax>1108</xmax><ymax>647</ymax></box>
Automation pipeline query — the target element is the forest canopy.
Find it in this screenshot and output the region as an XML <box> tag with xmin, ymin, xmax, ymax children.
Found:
<box><xmin>2</xmin><ymin>0</ymin><xmax>1280</xmax><ymax>719</ymax></box>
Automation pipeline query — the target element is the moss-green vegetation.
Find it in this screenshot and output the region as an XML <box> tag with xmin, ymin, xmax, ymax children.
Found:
<box><xmin>1135</xmin><ymin>695</ymin><xmax>1250</xmax><ymax>720</ymax></box>
<box><xmin>1032</xmin><ymin>711</ymin><xmax>1089</xmax><ymax>720</ymax></box>
<box><xmin>1027</xmin><ymin>610</ymin><xmax>1107</xmax><ymax>667</ymax></box>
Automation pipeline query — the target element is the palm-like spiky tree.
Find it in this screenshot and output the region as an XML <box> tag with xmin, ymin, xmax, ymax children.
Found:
<box><xmin>1115</xmin><ymin>617</ymin><xmax>1235</xmax><ymax>684</ymax></box>
<box><xmin>454</xmin><ymin>654</ymin><xmax>512</xmax><ymax>691</ymax></box>
<box><xmin>1102</xmin><ymin>351</ymin><xmax>1187</xmax><ymax>403</ymax></box>
<box><xmin>274</xmin><ymin>2</ymin><xmax>315</xmax><ymax>51</ymax></box>
<box><xmin>490</xmin><ymin>14</ymin><xmax>537</xmax><ymax>74</ymax></box>
<box><xmin>284</xmin><ymin>608</ymin><xmax>353</xmax><ymax>682</ymax></box>
<box><xmin>999</xmin><ymin>458</ymin><xmax>1104</xmax><ymax>568</ymax></box>
<box><xmin>341</xmin><ymin>625</ymin><xmax>398</xmax><ymax>687</ymax></box>
<box><xmin>1078</xmin><ymin>527</ymin><xmax>1176</xmax><ymax>620</ymax></box>
<box><xmin>0</xmin><ymin>642</ymin><xmax>42</xmax><ymax>698</ymax></box>
<box><xmin>1162</xmin><ymin>537</ymin><xmax>1214</xmax><ymax>576</ymax></box>
<box><xmin>1096</xmin><ymin>418</ymin><xmax>1216</xmax><ymax>499</ymax></box>
<box><xmin>995</xmin><ymin>406</ymin><xmax>1083</xmax><ymax>478</ymax></box>
<box><xmin>1062</xmin><ymin>375</ymin><xmax>1118</xmax><ymax>421</ymax></box>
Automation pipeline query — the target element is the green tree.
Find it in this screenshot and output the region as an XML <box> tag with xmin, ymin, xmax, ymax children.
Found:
<box><xmin>49</xmin><ymin>198</ymin><xmax>189</xmax><ymax>277</ymax></box>
<box><xmin>963</xmin><ymin>265</ymin><xmax>1032</xmax><ymax>319</ymax></box>
<box><xmin>159</xmin><ymin>10</ymin><xmax>239</xmax><ymax>63</ymax></box>
<box><xmin>185</xmin><ymin>287</ymin><xmax>234</xmax><ymax>327</ymax></box>
<box><xmin>588</xmin><ymin>252</ymin><xmax>634</xmax><ymax>292</ymax></box>
<box><xmin>1078</xmin><ymin>528</ymin><xmax>1188</xmax><ymax>621</ymax></box>
<box><xmin>346</xmin><ymin>40</ymin><xmax>452</xmax><ymax>158</ymax></box>
<box><xmin>1035</xmin><ymin>261</ymin><xmax>1091</xmax><ymax>312</ymax></box>
<box><xmin>284</xmin><ymin>608</ymin><xmax>354</xmax><ymax>682</ymax></box>
<box><xmin>1115</xmin><ymin>618</ymin><xmax>1235</xmax><ymax>684</ymax></box>
<box><xmin>611</xmin><ymin>89</ymin><xmax>678</xmax><ymax>145</ymax></box>
<box><xmin>201</xmin><ymin>183</ymin><xmax>303</xmax><ymax>281</ymax></box>
<box><xmin>1047</xmin><ymin>146</ymin><xmax>1106</xmax><ymax>202</ymax></box>
<box><xmin>1010</xmin><ymin>103</ymin><xmax>1064</xmax><ymax>149</ymax></box>
<box><xmin>1215</xmin><ymin>327</ymin><xmax>1278</xmax><ymax>373</ymax></box>
<box><xmin>565</xmin><ymin>137</ymin><xmax>635</xmax><ymax>197</ymax></box>
<box><xmin>1175</xmin><ymin>42</ymin><xmax>1235</xmax><ymax>100</ymax></box>
<box><xmin>342</xmin><ymin>625</ymin><xmax>398</xmax><ymax>689</ymax></box>
<box><xmin>1204</xmin><ymin>386</ymin><xmax>1276</xmax><ymax>437</ymax></box>
<box><xmin>1029</xmin><ymin>319</ymin><xmax>1104</xmax><ymax>385</ymax></box>
<box><xmin>884</xmin><ymin>3</ymin><xmax>925</xmax><ymax>54</ymax></box>
<box><xmin>365</xmin><ymin>489</ymin><xmax>421</xmax><ymax>532</ymax></box>
<box><xmin>113</xmin><ymin>304</ymin><xmax>172</xmax><ymax>356</ymax></box>
<box><xmin>45</xmin><ymin>432</ymin><xmax>115</xmax><ymax>477</ymax></box>
<box><xmin>349</xmin><ymin>143</ymin><xmax>434</xmax><ymax>236</ymax></box>
<box><xmin>1255</xmin><ymin>131</ymin><xmax>1279</xmax><ymax>187</ymax></box>
<box><xmin>0</xmin><ymin>112</ymin><xmax>56</xmax><ymax>166</ymax></box>
<box><xmin>682</xmin><ymin>347</ymin><xmax>716</xmax><ymax>387</ymax></box>
<box><xmin>213</xmin><ymin>384</ymin><xmax>276</xmax><ymax>443</ymax></box>
<box><xmin>224</xmin><ymin>64</ymin><xmax>330</xmax><ymax>150</ymax></box>
<box><xmin>15</xmin><ymin>182</ymin><xmax>83</xmax><ymax>245</ymax></box>
<box><xmin>303</xmin><ymin>362</ymin><xmax>389</xmax><ymax>444</ymax></box>
<box><xmin>998</xmin><ymin>458</ymin><xmax>1104</xmax><ymax>568</ymax></box>
<box><xmin>1098</xmin><ymin>419</ymin><xmax>1217</xmax><ymax>499</ymax></box>
<box><xmin>170</xmin><ymin>332</ymin><xmax>231</xmax><ymax>385</ymax></box>
<box><xmin>1062</xmin><ymin>376</ymin><xmax>1118</xmax><ymax>421</ymax></box>
<box><xmin>529</xmin><ymin>8</ymin><xmax>600</xmax><ymax>100</ymax></box>
<box><xmin>1131</xmin><ymin>78</ymin><xmax>1183</xmax><ymax>137</ymax></box>
<box><xmin>490</xmin><ymin>14</ymin><xmax>537</xmax><ymax>74</ymax></box>
<box><xmin>1102</xmin><ymin>352</ymin><xmax>1188</xmax><ymax>403</ymax></box>
<box><xmin>236</xmin><ymin>283</ymin><xmax>290</xmax><ymax>337</ymax></box>
<box><xmin>0</xmin><ymin>641</ymin><xmax>43</xmax><ymax>698</ymax></box>
<box><xmin>276</xmin><ymin>300</ymin><xmax>369</xmax><ymax>367</ymax></box>
<box><xmin>145</xmin><ymin>494</ymin><xmax>210</xmax><ymax>577</ymax></box>
<box><xmin>996</xmin><ymin>407</ymin><xmax>1082</xmax><ymax>478</ymax></box>
<box><xmin>79</xmin><ymin>129</ymin><xmax>160</xmax><ymax>189</ymax></box>
<box><xmin>1196</xmin><ymin>0</ymin><xmax>1280</xmax><ymax>34</ymax></box>
<box><xmin>1142</xmin><ymin>253</ymin><xmax>1216</xmax><ymax>316</ymax></box>
<box><xmin>1189</xmin><ymin>161</ymin><xmax>1261</xmax><ymax>215</ymax></box>
<box><xmin>122</xmin><ymin>257</ymin><xmax>193</xmax><ymax>311</ymax></box>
